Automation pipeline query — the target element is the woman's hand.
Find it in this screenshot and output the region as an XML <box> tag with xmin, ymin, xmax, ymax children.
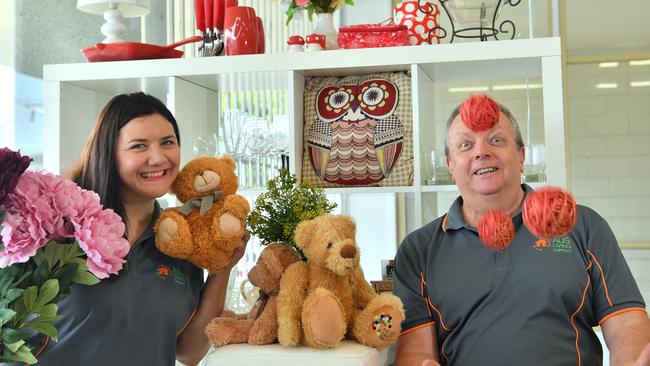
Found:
<box><xmin>225</xmin><ymin>232</ymin><xmax>250</xmax><ymax>271</ymax></box>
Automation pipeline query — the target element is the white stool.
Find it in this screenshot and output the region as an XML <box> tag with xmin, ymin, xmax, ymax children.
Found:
<box><xmin>201</xmin><ymin>340</ymin><xmax>397</xmax><ymax>366</ymax></box>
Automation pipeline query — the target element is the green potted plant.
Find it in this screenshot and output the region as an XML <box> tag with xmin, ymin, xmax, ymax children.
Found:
<box><xmin>247</xmin><ymin>169</ymin><xmax>337</xmax><ymax>260</ymax></box>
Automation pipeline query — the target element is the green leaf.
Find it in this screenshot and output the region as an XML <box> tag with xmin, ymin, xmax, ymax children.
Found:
<box><xmin>5</xmin><ymin>339</ymin><xmax>25</xmax><ymax>353</ymax></box>
<box><xmin>285</xmin><ymin>7</ymin><xmax>295</xmax><ymax>25</ymax></box>
<box><xmin>34</xmin><ymin>279</ymin><xmax>59</xmax><ymax>309</ymax></box>
<box><xmin>345</xmin><ymin>0</ymin><xmax>354</xmax><ymax>5</ymax></box>
<box><xmin>32</xmin><ymin>259</ymin><xmax>50</xmax><ymax>287</ymax></box>
<box><xmin>0</xmin><ymin>288</ymin><xmax>23</xmax><ymax>308</ymax></box>
<box><xmin>25</xmin><ymin>320</ymin><xmax>59</xmax><ymax>341</ymax></box>
<box><xmin>2</xmin><ymin>327</ymin><xmax>30</xmax><ymax>344</ymax></box>
<box><xmin>21</xmin><ymin>286</ymin><xmax>38</xmax><ymax>311</ymax></box>
<box><xmin>0</xmin><ymin>265</ymin><xmax>19</xmax><ymax>294</ymax></box>
<box><xmin>12</xmin><ymin>268</ymin><xmax>33</xmax><ymax>288</ymax></box>
<box><xmin>59</xmin><ymin>242</ymin><xmax>84</xmax><ymax>264</ymax></box>
<box><xmin>54</xmin><ymin>263</ymin><xmax>79</xmax><ymax>290</ymax></box>
<box><xmin>33</xmin><ymin>303</ymin><xmax>58</xmax><ymax>319</ymax></box>
<box><xmin>72</xmin><ymin>269</ymin><xmax>99</xmax><ymax>286</ymax></box>
<box><xmin>10</xmin><ymin>344</ymin><xmax>38</xmax><ymax>364</ymax></box>
<box><xmin>0</xmin><ymin>308</ymin><xmax>16</xmax><ymax>326</ymax></box>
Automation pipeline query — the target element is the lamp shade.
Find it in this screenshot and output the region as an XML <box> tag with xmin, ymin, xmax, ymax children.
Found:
<box><xmin>77</xmin><ymin>0</ymin><xmax>150</xmax><ymax>17</ymax></box>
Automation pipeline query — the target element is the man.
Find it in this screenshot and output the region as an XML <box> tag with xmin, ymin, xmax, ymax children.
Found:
<box><xmin>393</xmin><ymin>95</ymin><xmax>650</xmax><ymax>366</ymax></box>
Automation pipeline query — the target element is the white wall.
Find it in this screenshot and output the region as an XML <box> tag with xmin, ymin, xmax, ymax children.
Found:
<box><xmin>568</xmin><ymin>61</ymin><xmax>650</xmax><ymax>303</ymax></box>
<box><xmin>567</xmin><ymin>62</ymin><xmax>650</xmax><ymax>243</ymax></box>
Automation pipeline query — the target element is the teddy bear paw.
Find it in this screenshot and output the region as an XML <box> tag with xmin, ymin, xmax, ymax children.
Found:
<box><xmin>219</xmin><ymin>212</ymin><xmax>242</xmax><ymax>235</ymax></box>
<box><xmin>304</xmin><ymin>295</ymin><xmax>346</xmax><ymax>348</ymax></box>
<box><xmin>364</xmin><ymin>305</ymin><xmax>403</xmax><ymax>349</ymax></box>
<box><xmin>155</xmin><ymin>216</ymin><xmax>195</xmax><ymax>259</ymax></box>
<box><xmin>157</xmin><ymin>218</ymin><xmax>178</xmax><ymax>248</ymax></box>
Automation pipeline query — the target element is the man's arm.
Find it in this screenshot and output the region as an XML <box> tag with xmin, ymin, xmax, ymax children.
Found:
<box><xmin>602</xmin><ymin>310</ymin><xmax>650</xmax><ymax>366</ymax></box>
<box><xmin>396</xmin><ymin>324</ymin><xmax>441</xmax><ymax>366</ymax></box>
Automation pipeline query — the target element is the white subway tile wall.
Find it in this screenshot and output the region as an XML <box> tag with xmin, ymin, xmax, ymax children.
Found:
<box><xmin>568</xmin><ymin>62</ymin><xmax>650</xmax><ymax>304</ymax></box>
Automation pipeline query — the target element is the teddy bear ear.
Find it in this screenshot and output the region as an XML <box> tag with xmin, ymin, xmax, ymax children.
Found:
<box><xmin>294</xmin><ymin>219</ymin><xmax>317</xmax><ymax>248</ymax></box>
<box><xmin>217</xmin><ymin>154</ymin><xmax>237</xmax><ymax>170</ymax></box>
<box><xmin>336</xmin><ymin>215</ymin><xmax>357</xmax><ymax>238</ymax></box>
<box><xmin>259</xmin><ymin>244</ymin><xmax>290</xmax><ymax>279</ymax></box>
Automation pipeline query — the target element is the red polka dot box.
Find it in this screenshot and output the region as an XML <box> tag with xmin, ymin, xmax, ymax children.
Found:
<box><xmin>337</xmin><ymin>24</ymin><xmax>409</xmax><ymax>49</ymax></box>
<box><xmin>394</xmin><ymin>0</ymin><xmax>440</xmax><ymax>45</ymax></box>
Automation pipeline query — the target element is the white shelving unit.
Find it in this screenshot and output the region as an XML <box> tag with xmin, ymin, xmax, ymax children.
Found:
<box><xmin>43</xmin><ymin>37</ymin><xmax>566</xmax><ymax>262</ymax></box>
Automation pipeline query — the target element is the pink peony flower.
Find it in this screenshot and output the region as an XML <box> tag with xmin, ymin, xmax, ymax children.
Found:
<box><xmin>42</xmin><ymin>171</ymin><xmax>103</xmax><ymax>220</ymax></box>
<box><xmin>1</xmin><ymin>169</ymin><xmax>129</xmax><ymax>280</ymax></box>
<box><xmin>0</xmin><ymin>210</ymin><xmax>47</xmax><ymax>267</ymax></box>
<box><xmin>296</xmin><ymin>0</ymin><xmax>311</xmax><ymax>7</ymax></box>
<box><xmin>14</xmin><ymin>171</ymin><xmax>64</xmax><ymax>235</ymax></box>
<box><xmin>73</xmin><ymin>209</ymin><xmax>129</xmax><ymax>279</ymax></box>
<box><xmin>0</xmin><ymin>172</ymin><xmax>59</xmax><ymax>266</ymax></box>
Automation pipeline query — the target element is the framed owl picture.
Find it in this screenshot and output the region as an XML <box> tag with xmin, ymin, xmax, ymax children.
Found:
<box><xmin>301</xmin><ymin>72</ymin><xmax>414</xmax><ymax>187</ymax></box>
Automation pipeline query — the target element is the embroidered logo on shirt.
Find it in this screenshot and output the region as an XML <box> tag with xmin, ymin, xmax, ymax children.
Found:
<box><xmin>551</xmin><ymin>237</ymin><xmax>572</xmax><ymax>254</ymax></box>
<box><xmin>532</xmin><ymin>237</ymin><xmax>572</xmax><ymax>254</ymax></box>
<box><xmin>156</xmin><ymin>265</ymin><xmax>172</xmax><ymax>278</ymax></box>
<box><xmin>172</xmin><ymin>266</ymin><xmax>188</xmax><ymax>285</ymax></box>
<box><xmin>156</xmin><ymin>264</ymin><xmax>188</xmax><ymax>285</ymax></box>
<box><xmin>533</xmin><ymin>239</ymin><xmax>550</xmax><ymax>251</ymax></box>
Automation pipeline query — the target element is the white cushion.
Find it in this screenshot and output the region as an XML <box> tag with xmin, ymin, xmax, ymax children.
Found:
<box><xmin>201</xmin><ymin>340</ymin><xmax>396</xmax><ymax>366</ymax></box>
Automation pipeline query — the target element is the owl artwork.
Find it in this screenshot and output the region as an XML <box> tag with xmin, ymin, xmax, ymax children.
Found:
<box><xmin>307</xmin><ymin>78</ymin><xmax>405</xmax><ymax>185</ymax></box>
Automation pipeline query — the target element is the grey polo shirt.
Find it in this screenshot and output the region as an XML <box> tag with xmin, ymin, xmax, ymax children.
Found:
<box><xmin>394</xmin><ymin>184</ymin><xmax>646</xmax><ymax>366</ymax></box>
<box><xmin>13</xmin><ymin>201</ymin><xmax>204</xmax><ymax>366</ymax></box>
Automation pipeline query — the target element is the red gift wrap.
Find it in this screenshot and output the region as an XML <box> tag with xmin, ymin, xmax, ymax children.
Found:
<box><xmin>337</xmin><ymin>24</ymin><xmax>409</xmax><ymax>49</ymax></box>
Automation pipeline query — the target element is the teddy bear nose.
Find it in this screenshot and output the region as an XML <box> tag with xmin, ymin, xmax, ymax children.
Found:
<box><xmin>340</xmin><ymin>244</ymin><xmax>357</xmax><ymax>259</ymax></box>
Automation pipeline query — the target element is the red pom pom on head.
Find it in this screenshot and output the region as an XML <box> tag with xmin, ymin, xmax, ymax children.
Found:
<box><xmin>522</xmin><ymin>187</ymin><xmax>577</xmax><ymax>239</ymax></box>
<box><xmin>459</xmin><ymin>94</ymin><xmax>500</xmax><ymax>131</ymax></box>
<box><xmin>478</xmin><ymin>210</ymin><xmax>515</xmax><ymax>251</ymax></box>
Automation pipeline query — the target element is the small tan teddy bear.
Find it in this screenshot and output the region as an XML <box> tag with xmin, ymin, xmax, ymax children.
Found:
<box><xmin>154</xmin><ymin>155</ymin><xmax>249</xmax><ymax>273</ymax></box>
<box><xmin>277</xmin><ymin>214</ymin><xmax>404</xmax><ymax>349</ymax></box>
<box><xmin>205</xmin><ymin>243</ymin><xmax>300</xmax><ymax>346</ymax></box>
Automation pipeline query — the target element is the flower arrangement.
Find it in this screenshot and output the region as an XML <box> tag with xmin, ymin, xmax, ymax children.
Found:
<box><xmin>280</xmin><ymin>0</ymin><xmax>355</xmax><ymax>24</ymax></box>
<box><xmin>247</xmin><ymin>169</ymin><xmax>337</xmax><ymax>259</ymax></box>
<box><xmin>0</xmin><ymin>147</ymin><xmax>129</xmax><ymax>364</ymax></box>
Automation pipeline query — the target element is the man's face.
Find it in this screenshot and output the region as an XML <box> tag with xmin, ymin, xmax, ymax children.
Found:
<box><xmin>446</xmin><ymin>112</ymin><xmax>525</xmax><ymax>197</ymax></box>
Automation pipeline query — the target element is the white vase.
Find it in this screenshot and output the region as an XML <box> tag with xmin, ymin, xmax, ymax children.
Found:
<box><xmin>313</xmin><ymin>13</ymin><xmax>338</xmax><ymax>50</ymax></box>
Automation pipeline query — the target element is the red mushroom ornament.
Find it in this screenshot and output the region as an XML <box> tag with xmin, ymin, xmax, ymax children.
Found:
<box><xmin>287</xmin><ymin>35</ymin><xmax>305</xmax><ymax>53</ymax></box>
<box><xmin>305</xmin><ymin>34</ymin><xmax>326</xmax><ymax>52</ymax></box>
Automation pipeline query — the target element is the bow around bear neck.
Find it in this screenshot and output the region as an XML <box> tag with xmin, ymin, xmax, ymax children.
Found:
<box><xmin>177</xmin><ymin>190</ymin><xmax>224</xmax><ymax>216</ymax></box>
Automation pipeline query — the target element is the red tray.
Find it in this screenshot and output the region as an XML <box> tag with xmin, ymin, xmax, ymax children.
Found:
<box><xmin>81</xmin><ymin>36</ymin><xmax>203</xmax><ymax>62</ymax></box>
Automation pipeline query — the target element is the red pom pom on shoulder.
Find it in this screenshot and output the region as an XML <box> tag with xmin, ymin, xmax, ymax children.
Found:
<box><xmin>522</xmin><ymin>187</ymin><xmax>577</xmax><ymax>239</ymax></box>
<box><xmin>460</xmin><ymin>94</ymin><xmax>500</xmax><ymax>131</ymax></box>
<box><xmin>478</xmin><ymin>210</ymin><xmax>515</xmax><ymax>251</ymax></box>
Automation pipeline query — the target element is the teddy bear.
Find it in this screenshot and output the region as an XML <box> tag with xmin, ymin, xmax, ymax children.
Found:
<box><xmin>277</xmin><ymin>214</ymin><xmax>404</xmax><ymax>350</ymax></box>
<box><xmin>205</xmin><ymin>243</ymin><xmax>300</xmax><ymax>346</ymax></box>
<box><xmin>154</xmin><ymin>155</ymin><xmax>250</xmax><ymax>273</ymax></box>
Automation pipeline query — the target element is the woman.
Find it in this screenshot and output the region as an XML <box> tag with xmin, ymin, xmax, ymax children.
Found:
<box><xmin>31</xmin><ymin>92</ymin><xmax>246</xmax><ymax>365</ymax></box>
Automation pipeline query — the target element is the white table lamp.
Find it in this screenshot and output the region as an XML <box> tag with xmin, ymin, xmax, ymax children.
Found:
<box><xmin>77</xmin><ymin>0</ymin><xmax>150</xmax><ymax>44</ymax></box>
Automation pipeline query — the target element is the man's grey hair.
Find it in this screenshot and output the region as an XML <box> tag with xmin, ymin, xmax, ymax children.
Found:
<box><xmin>444</xmin><ymin>103</ymin><xmax>525</xmax><ymax>157</ymax></box>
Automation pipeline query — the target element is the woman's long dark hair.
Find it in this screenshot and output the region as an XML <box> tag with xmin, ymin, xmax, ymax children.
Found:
<box><xmin>67</xmin><ymin>92</ymin><xmax>181</xmax><ymax>225</ymax></box>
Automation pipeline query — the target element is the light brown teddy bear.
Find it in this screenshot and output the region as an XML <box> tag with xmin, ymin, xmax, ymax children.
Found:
<box><xmin>205</xmin><ymin>243</ymin><xmax>300</xmax><ymax>346</ymax></box>
<box><xmin>277</xmin><ymin>214</ymin><xmax>404</xmax><ymax>350</ymax></box>
<box><xmin>154</xmin><ymin>155</ymin><xmax>249</xmax><ymax>273</ymax></box>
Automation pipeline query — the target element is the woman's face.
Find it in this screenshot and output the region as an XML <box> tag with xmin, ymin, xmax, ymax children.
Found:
<box><xmin>115</xmin><ymin>113</ymin><xmax>180</xmax><ymax>203</ymax></box>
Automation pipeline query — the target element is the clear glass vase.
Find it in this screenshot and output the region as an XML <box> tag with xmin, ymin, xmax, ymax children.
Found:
<box><xmin>313</xmin><ymin>12</ymin><xmax>338</xmax><ymax>50</ymax></box>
